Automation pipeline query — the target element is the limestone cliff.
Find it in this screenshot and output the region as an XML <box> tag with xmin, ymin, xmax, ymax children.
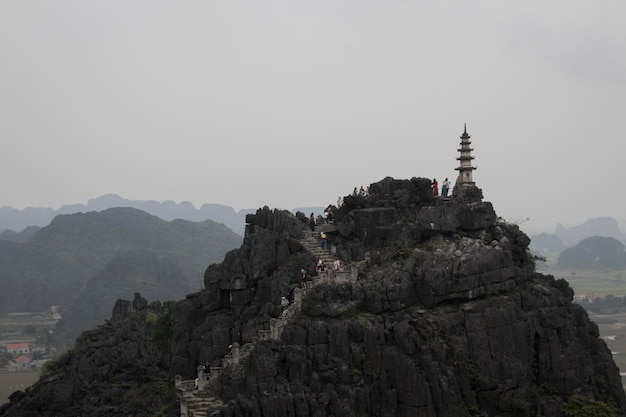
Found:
<box><xmin>170</xmin><ymin>177</ymin><xmax>625</xmax><ymax>416</ymax></box>
<box><xmin>2</xmin><ymin>177</ymin><xmax>624</xmax><ymax>417</ymax></box>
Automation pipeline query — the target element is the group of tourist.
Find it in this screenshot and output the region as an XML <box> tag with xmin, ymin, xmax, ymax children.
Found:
<box><xmin>310</xmin><ymin>209</ymin><xmax>335</xmax><ymax>231</ymax></box>
<box><xmin>432</xmin><ymin>177</ymin><xmax>452</xmax><ymax>197</ymax></box>
<box><xmin>316</xmin><ymin>258</ymin><xmax>342</xmax><ymax>273</ymax></box>
<box><xmin>351</xmin><ymin>186</ymin><xmax>369</xmax><ymax>197</ymax></box>
<box><xmin>301</xmin><ymin>256</ymin><xmax>343</xmax><ymax>290</ymax></box>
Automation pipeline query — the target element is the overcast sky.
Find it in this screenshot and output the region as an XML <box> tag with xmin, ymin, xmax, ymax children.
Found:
<box><xmin>1</xmin><ymin>1</ymin><xmax>624</xmax><ymax>235</ymax></box>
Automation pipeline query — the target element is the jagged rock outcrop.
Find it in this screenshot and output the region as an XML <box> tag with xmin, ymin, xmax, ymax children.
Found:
<box><xmin>0</xmin><ymin>296</ymin><xmax>176</xmax><ymax>417</ymax></box>
<box><xmin>2</xmin><ymin>176</ymin><xmax>624</xmax><ymax>417</ymax></box>
<box><xmin>166</xmin><ymin>177</ymin><xmax>625</xmax><ymax>416</ymax></box>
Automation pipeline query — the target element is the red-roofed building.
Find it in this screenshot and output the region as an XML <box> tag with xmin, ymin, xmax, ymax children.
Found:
<box><xmin>8</xmin><ymin>354</ymin><xmax>32</xmax><ymax>371</ymax></box>
<box><xmin>6</xmin><ymin>343</ymin><xmax>30</xmax><ymax>354</ymax></box>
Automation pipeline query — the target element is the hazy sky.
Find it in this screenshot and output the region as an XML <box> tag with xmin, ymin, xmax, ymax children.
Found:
<box><xmin>1</xmin><ymin>1</ymin><xmax>624</xmax><ymax>235</ymax></box>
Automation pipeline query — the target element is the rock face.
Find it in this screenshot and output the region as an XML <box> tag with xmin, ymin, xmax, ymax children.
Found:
<box><xmin>2</xmin><ymin>176</ymin><xmax>625</xmax><ymax>417</ymax></box>
<box><xmin>167</xmin><ymin>177</ymin><xmax>625</xmax><ymax>416</ymax></box>
<box><xmin>0</xmin><ymin>295</ymin><xmax>177</xmax><ymax>417</ymax></box>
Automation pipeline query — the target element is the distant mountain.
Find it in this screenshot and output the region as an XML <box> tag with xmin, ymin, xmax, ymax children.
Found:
<box><xmin>0</xmin><ymin>195</ymin><xmax>327</xmax><ymax>236</ymax></box>
<box><xmin>0</xmin><ymin>206</ymin><xmax>56</xmax><ymax>236</ymax></box>
<box><xmin>530</xmin><ymin>216</ymin><xmax>625</xmax><ymax>258</ymax></box>
<box><xmin>55</xmin><ymin>249</ymin><xmax>193</xmax><ymax>341</ymax></box>
<box><xmin>557</xmin><ymin>236</ymin><xmax>626</xmax><ymax>270</ymax></box>
<box><xmin>0</xmin><ymin>207</ymin><xmax>243</xmax><ymax>313</ymax></box>
<box><xmin>553</xmin><ymin>216</ymin><xmax>623</xmax><ymax>246</ymax></box>
<box><xmin>528</xmin><ymin>232</ymin><xmax>565</xmax><ymax>254</ymax></box>
<box><xmin>0</xmin><ymin>225</ymin><xmax>41</xmax><ymax>243</ymax></box>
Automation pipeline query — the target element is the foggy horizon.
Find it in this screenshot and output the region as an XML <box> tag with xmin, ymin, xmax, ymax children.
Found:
<box><xmin>2</xmin><ymin>1</ymin><xmax>625</xmax><ymax>235</ymax></box>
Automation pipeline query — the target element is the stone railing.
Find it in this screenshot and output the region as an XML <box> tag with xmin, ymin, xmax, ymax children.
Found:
<box><xmin>314</xmin><ymin>266</ymin><xmax>358</xmax><ymax>286</ymax></box>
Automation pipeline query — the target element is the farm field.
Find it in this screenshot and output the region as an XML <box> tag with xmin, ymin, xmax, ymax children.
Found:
<box><xmin>0</xmin><ymin>370</ymin><xmax>39</xmax><ymax>405</ymax></box>
<box><xmin>555</xmin><ymin>267</ymin><xmax>626</xmax><ymax>390</ymax></box>
<box><xmin>541</xmin><ymin>266</ymin><xmax>626</xmax><ymax>298</ymax></box>
<box><xmin>592</xmin><ymin>312</ymin><xmax>626</xmax><ymax>390</ymax></box>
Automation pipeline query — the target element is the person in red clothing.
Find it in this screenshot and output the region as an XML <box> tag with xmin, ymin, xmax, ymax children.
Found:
<box><xmin>432</xmin><ymin>178</ymin><xmax>439</xmax><ymax>196</ymax></box>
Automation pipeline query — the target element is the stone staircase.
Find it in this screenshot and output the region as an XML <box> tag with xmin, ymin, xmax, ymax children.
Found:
<box><xmin>301</xmin><ymin>223</ymin><xmax>337</xmax><ymax>267</ymax></box>
<box><xmin>176</xmin><ymin>372</ymin><xmax>225</xmax><ymax>417</ymax></box>
<box><xmin>176</xmin><ymin>290</ymin><xmax>305</xmax><ymax>417</ymax></box>
<box><xmin>300</xmin><ymin>223</ymin><xmax>359</xmax><ymax>287</ymax></box>
<box><xmin>176</xmin><ymin>222</ymin><xmax>355</xmax><ymax>417</ymax></box>
<box><xmin>179</xmin><ymin>389</ymin><xmax>225</xmax><ymax>417</ymax></box>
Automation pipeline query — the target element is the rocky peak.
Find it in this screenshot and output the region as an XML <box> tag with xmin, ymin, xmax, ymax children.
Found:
<box><xmin>2</xmin><ymin>176</ymin><xmax>624</xmax><ymax>417</ymax></box>
<box><xmin>166</xmin><ymin>177</ymin><xmax>624</xmax><ymax>416</ymax></box>
<box><xmin>1</xmin><ymin>295</ymin><xmax>175</xmax><ymax>417</ymax></box>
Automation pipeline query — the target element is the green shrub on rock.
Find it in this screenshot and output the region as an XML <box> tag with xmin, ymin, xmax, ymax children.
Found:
<box><xmin>40</xmin><ymin>352</ymin><xmax>69</xmax><ymax>377</ymax></box>
<box><xmin>562</xmin><ymin>395</ymin><xmax>616</xmax><ymax>417</ymax></box>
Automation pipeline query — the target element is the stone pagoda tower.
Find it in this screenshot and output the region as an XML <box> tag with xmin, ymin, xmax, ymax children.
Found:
<box><xmin>455</xmin><ymin>123</ymin><xmax>476</xmax><ymax>185</ymax></box>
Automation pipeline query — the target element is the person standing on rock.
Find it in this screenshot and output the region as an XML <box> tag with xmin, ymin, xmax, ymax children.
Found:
<box><xmin>432</xmin><ymin>179</ymin><xmax>439</xmax><ymax>196</ymax></box>
<box><xmin>300</xmin><ymin>269</ymin><xmax>308</xmax><ymax>289</ymax></box>
<box><xmin>316</xmin><ymin>258</ymin><xmax>326</xmax><ymax>272</ymax></box>
<box><xmin>325</xmin><ymin>206</ymin><xmax>334</xmax><ymax>223</ymax></box>
<box><xmin>280</xmin><ymin>296</ymin><xmax>290</xmax><ymax>317</ymax></box>
<box><xmin>309</xmin><ymin>213</ymin><xmax>316</xmax><ymax>232</ymax></box>
<box><xmin>442</xmin><ymin>178</ymin><xmax>450</xmax><ymax>197</ymax></box>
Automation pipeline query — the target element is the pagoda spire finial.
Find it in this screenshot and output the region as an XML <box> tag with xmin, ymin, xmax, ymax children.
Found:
<box><xmin>464</xmin><ymin>123</ymin><xmax>467</xmax><ymax>135</ymax></box>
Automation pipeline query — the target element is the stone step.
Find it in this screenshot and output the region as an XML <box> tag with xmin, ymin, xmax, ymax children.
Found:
<box><xmin>299</xmin><ymin>229</ymin><xmax>336</xmax><ymax>261</ymax></box>
<box><xmin>188</xmin><ymin>401</ymin><xmax>210</xmax><ymax>405</ymax></box>
<box><xmin>188</xmin><ymin>399</ymin><xmax>222</xmax><ymax>406</ymax></box>
<box><xmin>182</xmin><ymin>390</ymin><xmax>212</xmax><ymax>398</ymax></box>
<box><xmin>182</xmin><ymin>393</ymin><xmax>225</xmax><ymax>417</ymax></box>
<box><xmin>309</xmin><ymin>250</ymin><xmax>335</xmax><ymax>260</ymax></box>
